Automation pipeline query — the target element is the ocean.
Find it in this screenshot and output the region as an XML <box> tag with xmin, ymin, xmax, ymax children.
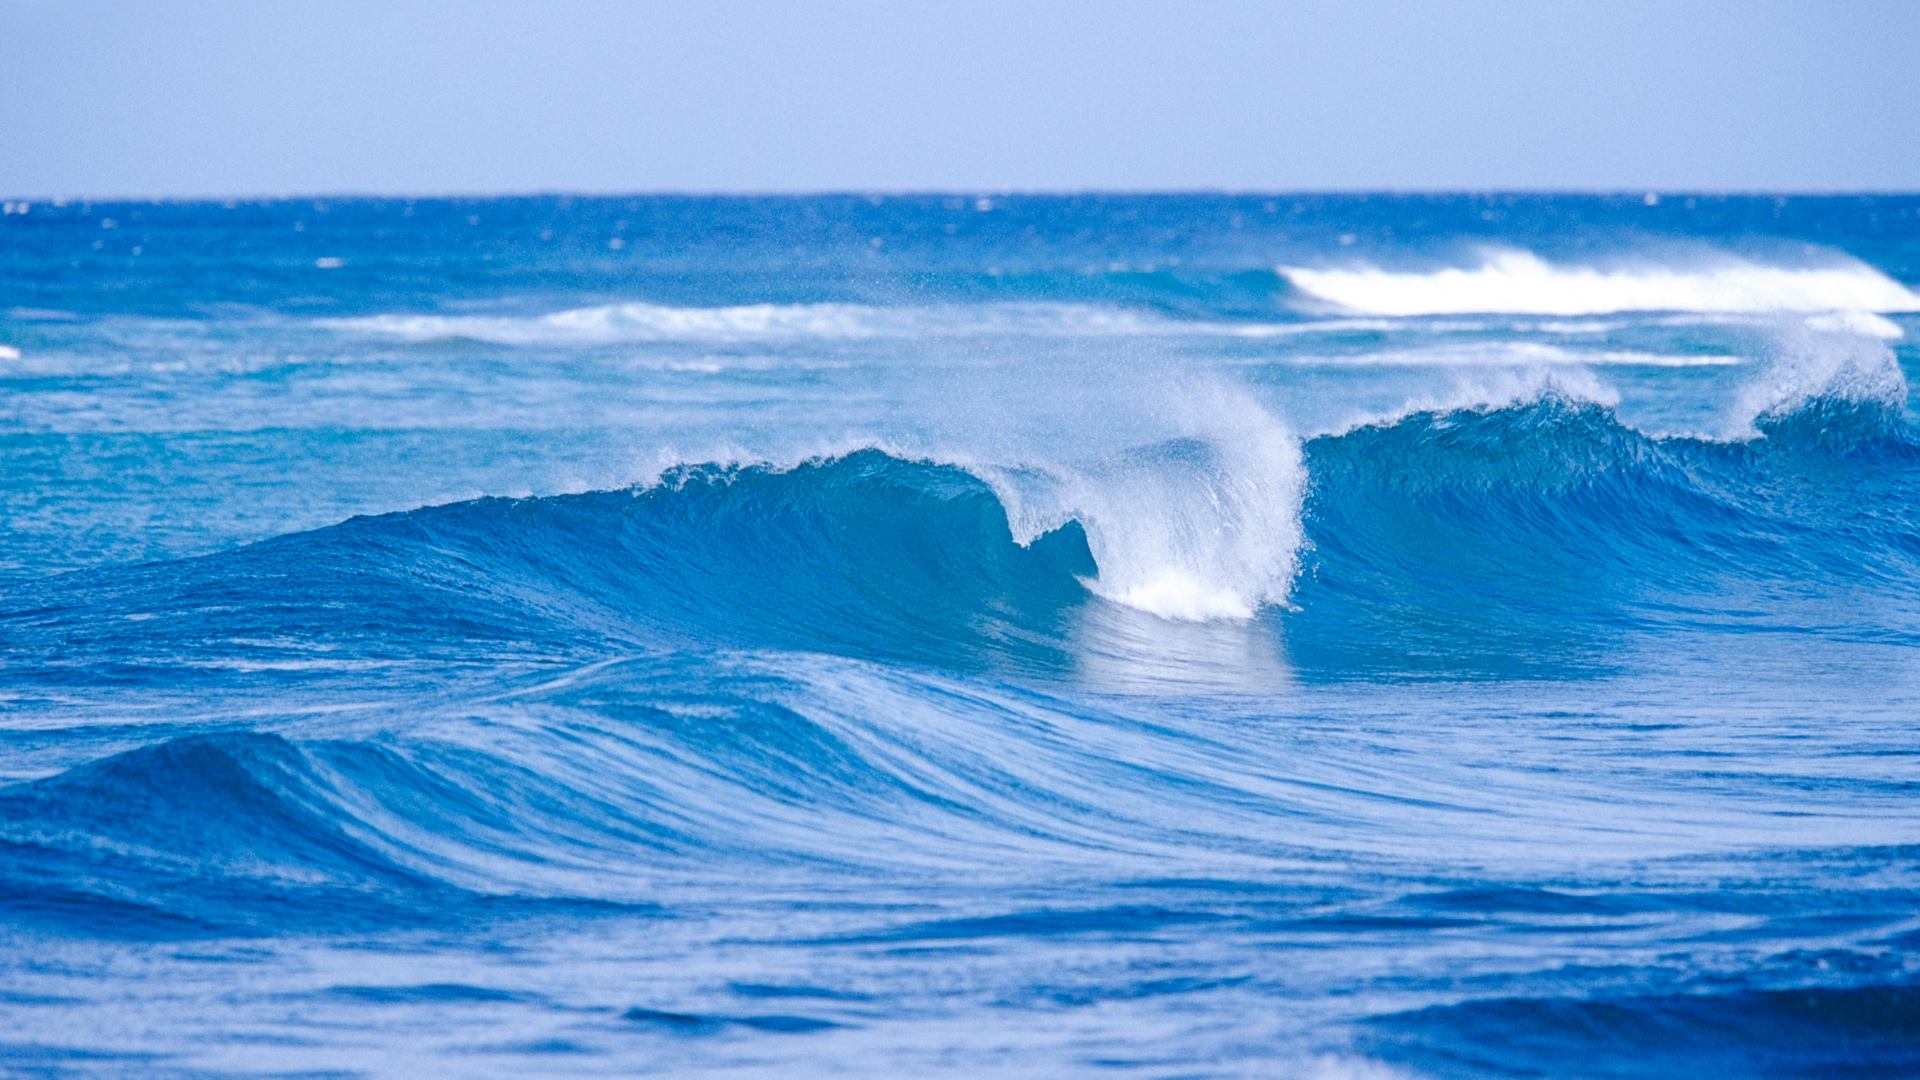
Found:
<box><xmin>3</xmin><ymin>192</ymin><xmax>1919</xmax><ymax>1078</ymax></box>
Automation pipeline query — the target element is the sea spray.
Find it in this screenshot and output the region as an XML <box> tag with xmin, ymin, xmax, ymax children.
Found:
<box><xmin>980</xmin><ymin>385</ymin><xmax>1304</xmax><ymax>620</ymax></box>
<box><xmin>1731</xmin><ymin>313</ymin><xmax>1911</xmax><ymax>438</ymax></box>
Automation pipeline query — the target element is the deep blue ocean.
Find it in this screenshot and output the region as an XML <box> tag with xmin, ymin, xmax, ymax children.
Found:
<box><xmin>4</xmin><ymin>193</ymin><xmax>1920</xmax><ymax>1078</ymax></box>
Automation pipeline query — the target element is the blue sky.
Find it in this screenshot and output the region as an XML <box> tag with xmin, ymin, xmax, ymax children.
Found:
<box><xmin>4</xmin><ymin>0</ymin><xmax>1917</xmax><ymax>198</ymax></box>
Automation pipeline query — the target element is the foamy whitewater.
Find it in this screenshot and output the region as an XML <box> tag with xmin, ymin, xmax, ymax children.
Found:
<box><xmin>4</xmin><ymin>194</ymin><xmax>1920</xmax><ymax>1078</ymax></box>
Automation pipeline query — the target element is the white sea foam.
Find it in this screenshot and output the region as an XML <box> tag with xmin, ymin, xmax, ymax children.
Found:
<box><xmin>1279</xmin><ymin>341</ymin><xmax>1738</xmax><ymax>368</ymax></box>
<box><xmin>1279</xmin><ymin>248</ymin><xmax>1920</xmax><ymax>316</ymax></box>
<box><xmin>981</xmin><ymin>385</ymin><xmax>1305</xmax><ymax>622</ymax></box>
<box><xmin>1323</xmin><ymin>366</ymin><xmax>1623</xmax><ymax>439</ymax></box>
<box><xmin>323</xmin><ymin>301</ymin><xmax>1189</xmax><ymax>346</ymax></box>
<box><xmin>1804</xmin><ymin>310</ymin><xmax>1904</xmax><ymax>339</ymax></box>
<box><xmin>329</xmin><ymin>302</ymin><xmax>889</xmax><ymax>344</ymax></box>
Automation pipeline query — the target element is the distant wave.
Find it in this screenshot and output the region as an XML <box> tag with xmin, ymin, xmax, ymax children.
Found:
<box><xmin>321</xmin><ymin>287</ymin><xmax>1919</xmax><ymax>353</ymax></box>
<box><xmin>330</xmin><ymin>302</ymin><xmax>898</xmax><ymax>344</ymax></box>
<box><xmin>1279</xmin><ymin>249</ymin><xmax>1920</xmax><ymax>316</ymax></box>
<box><xmin>1288</xmin><ymin>392</ymin><xmax>1920</xmax><ymax>676</ymax></box>
<box><xmin>329</xmin><ymin>301</ymin><xmax>1738</xmax><ymax>350</ymax></box>
<box><xmin>321</xmin><ymin>300</ymin><xmax>1451</xmax><ymax>347</ymax></box>
<box><xmin>1288</xmin><ymin>342</ymin><xmax>1740</xmax><ymax>368</ymax></box>
<box><xmin>323</xmin><ymin>302</ymin><xmax>1185</xmax><ymax>346</ymax></box>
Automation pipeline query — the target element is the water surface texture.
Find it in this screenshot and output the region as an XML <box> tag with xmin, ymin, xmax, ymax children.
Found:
<box><xmin>4</xmin><ymin>194</ymin><xmax>1920</xmax><ymax>1078</ymax></box>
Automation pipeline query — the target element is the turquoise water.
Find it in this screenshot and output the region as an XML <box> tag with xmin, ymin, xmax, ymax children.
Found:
<box><xmin>3</xmin><ymin>194</ymin><xmax>1920</xmax><ymax>1077</ymax></box>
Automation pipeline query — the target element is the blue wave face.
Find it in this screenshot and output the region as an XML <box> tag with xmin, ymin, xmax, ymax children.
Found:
<box><xmin>1</xmin><ymin>452</ymin><xmax>1099</xmax><ymax>690</ymax></box>
<box><xmin>1293</xmin><ymin>396</ymin><xmax>1920</xmax><ymax>675</ymax></box>
<box><xmin>0</xmin><ymin>733</ymin><xmax>458</xmax><ymax>935</ymax></box>
<box><xmin>9</xmin><ymin>396</ymin><xmax>1916</xmax><ymax>693</ymax></box>
<box><xmin>1364</xmin><ymin>984</ymin><xmax>1920</xmax><ymax>1079</ymax></box>
<box><xmin>5</xmin><ymin>195</ymin><xmax>1920</xmax><ymax>1078</ymax></box>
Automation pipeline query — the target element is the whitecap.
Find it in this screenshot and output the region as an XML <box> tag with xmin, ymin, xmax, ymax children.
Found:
<box><xmin>1280</xmin><ymin>341</ymin><xmax>1737</xmax><ymax>368</ymax></box>
<box><xmin>1279</xmin><ymin>248</ymin><xmax>1920</xmax><ymax>317</ymax></box>
<box><xmin>1729</xmin><ymin>318</ymin><xmax>1910</xmax><ymax>436</ymax></box>
<box><xmin>979</xmin><ymin>385</ymin><xmax>1305</xmax><ymax>623</ymax></box>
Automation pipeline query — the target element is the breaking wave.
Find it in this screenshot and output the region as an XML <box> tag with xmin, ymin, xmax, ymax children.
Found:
<box><xmin>5</xmin><ymin>390</ymin><xmax>1917</xmax><ymax>694</ymax></box>
<box><xmin>1279</xmin><ymin>248</ymin><xmax>1920</xmax><ymax>316</ymax></box>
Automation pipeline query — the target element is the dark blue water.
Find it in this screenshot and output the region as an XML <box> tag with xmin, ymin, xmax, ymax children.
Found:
<box><xmin>4</xmin><ymin>194</ymin><xmax>1920</xmax><ymax>1078</ymax></box>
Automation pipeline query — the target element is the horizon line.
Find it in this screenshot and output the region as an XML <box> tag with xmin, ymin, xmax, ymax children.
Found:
<box><xmin>7</xmin><ymin>187</ymin><xmax>1920</xmax><ymax>206</ymax></box>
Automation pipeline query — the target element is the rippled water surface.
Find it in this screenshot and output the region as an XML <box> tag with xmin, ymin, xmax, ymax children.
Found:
<box><xmin>4</xmin><ymin>194</ymin><xmax>1920</xmax><ymax>1078</ymax></box>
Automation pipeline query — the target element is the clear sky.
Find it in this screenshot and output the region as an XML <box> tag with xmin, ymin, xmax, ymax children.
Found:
<box><xmin>4</xmin><ymin>0</ymin><xmax>1917</xmax><ymax>199</ymax></box>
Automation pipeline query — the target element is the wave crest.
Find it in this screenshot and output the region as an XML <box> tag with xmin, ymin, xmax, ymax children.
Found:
<box><xmin>982</xmin><ymin>389</ymin><xmax>1305</xmax><ymax>621</ymax></box>
<box><xmin>1735</xmin><ymin>318</ymin><xmax>1911</xmax><ymax>439</ymax></box>
<box><xmin>1279</xmin><ymin>249</ymin><xmax>1920</xmax><ymax>316</ymax></box>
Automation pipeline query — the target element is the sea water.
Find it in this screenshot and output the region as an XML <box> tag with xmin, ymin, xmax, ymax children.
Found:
<box><xmin>3</xmin><ymin>193</ymin><xmax>1919</xmax><ymax>1077</ymax></box>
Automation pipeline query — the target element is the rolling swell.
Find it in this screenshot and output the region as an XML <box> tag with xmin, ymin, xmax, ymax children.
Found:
<box><xmin>0</xmin><ymin>645</ymin><xmax>1354</xmax><ymax>929</ymax></box>
<box><xmin>0</xmin><ymin>451</ymin><xmax>1098</xmax><ymax>687</ymax></box>
<box><xmin>0</xmin><ymin>733</ymin><xmax>469</xmax><ymax>934</ymax></box>
<box><xmin>6</xmin><ymin>396</ymin><xmax>1919</xmax><ymax>934</ymax></box>
<box><xmin>5</xmin><ymin>400</ymin><xmax>1920</xmax><ymax>689</ymax></box>
<box><xmin>1290</xmin><ymin>394</ymin><xmax>1920</xmax><ymax>675</ymax></box>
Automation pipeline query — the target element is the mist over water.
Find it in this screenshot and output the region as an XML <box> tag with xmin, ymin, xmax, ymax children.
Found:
<box><xmin>4</xmin><ymin>194</ymin><xmax>1920</xmax><ymax>1078</ymax></box>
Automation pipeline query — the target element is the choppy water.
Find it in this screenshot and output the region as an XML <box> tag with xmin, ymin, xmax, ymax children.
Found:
<box><xmin>4</xmin><ymin>193</ymin><xmax>1920</xmax><ymax>1078</ymax></box>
